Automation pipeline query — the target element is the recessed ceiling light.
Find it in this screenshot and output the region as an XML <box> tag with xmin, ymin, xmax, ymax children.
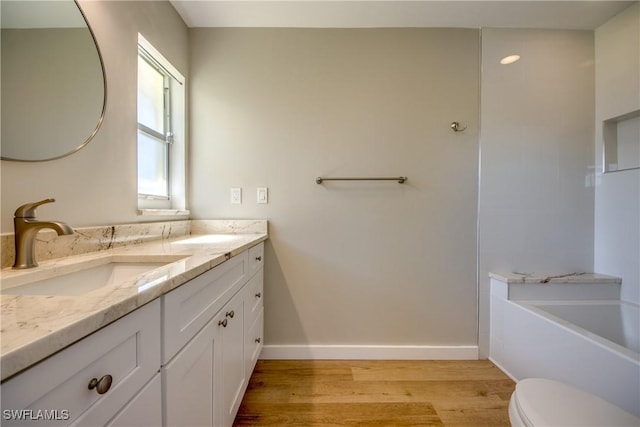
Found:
<box><xmin>500</xmin><ymin>55</ymin><xmax>521</xmax><ymax>65</ymax></box>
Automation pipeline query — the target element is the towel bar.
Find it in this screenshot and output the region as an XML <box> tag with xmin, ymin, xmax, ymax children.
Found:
<box><xmin>315</xmin><ymin>176</ymin><xmax>407</xmax><ymax>184</ymax></box>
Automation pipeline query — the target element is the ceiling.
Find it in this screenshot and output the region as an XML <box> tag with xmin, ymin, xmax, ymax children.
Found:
<box><xmin>170</xmin><ymin>1</ymin><xmax>634</xmax><ymax>30</ymax></box>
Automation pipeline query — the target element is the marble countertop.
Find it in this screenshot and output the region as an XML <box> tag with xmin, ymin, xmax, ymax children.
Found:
<box><xmin>0</xmin><ymin>232</ymin><xmax>267</xmax><ymax>381</ymax></box>
<box><xmin>489</xmin><ymin>271</ymin><xmax>622</xmax><ymax>284</ymax></box>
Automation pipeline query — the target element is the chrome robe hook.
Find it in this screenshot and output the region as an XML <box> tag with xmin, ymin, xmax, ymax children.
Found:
<box><xmin>450</xmin><ymin>121</ymin><xmax>467</xmax><ymax>132</ymax></box>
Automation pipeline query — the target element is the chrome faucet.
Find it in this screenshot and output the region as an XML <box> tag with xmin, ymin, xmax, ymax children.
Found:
<box><xmin>13</xmin><ymin>198</ymin><xmax>74</xmax><ymax>269</ymax></box>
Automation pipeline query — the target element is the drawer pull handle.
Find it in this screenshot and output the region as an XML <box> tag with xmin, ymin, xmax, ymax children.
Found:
<box><xmin>88</xmin><ymin>375</ymin><xmax>113</xmax><ymax>395</ymax></box>
<box><xmin>255</xmin><ymin>337</ymin><xmax>261</xmax><ymax>344</ymax></box>
<box><xmin>226</xmin><ymin>310</ymin><xmax>235</xmax><ymax>318</ymax></box>
<box><xmin>255</xmin><ymin>292</ymin><xmax>261</xmax><ymax>298</ymax></box>
<box><xmin>255</xmin><ymin>256</ymin><xmax>262</xmax><ymax>262</ymax></box>
<box><xmin>218</xmin><ymin>319</ymin><xmax>228</xmax><ymax>328</ymax></box>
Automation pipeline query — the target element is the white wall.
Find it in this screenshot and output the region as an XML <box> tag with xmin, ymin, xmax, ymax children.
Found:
<box><xmin>189</xmin><ymin>28</ymin><xmax>481</xmax><ymax>356</ymax></box>
<box><xmin>479</xmin><ymin>29</ymin><xmax>596</xmax><ymax>357</ymax></box>
<box><xmin>594</xmin><ymin>3</ymin><xmax>640</xmax><ymax>305</ymax></box>
<box><xmin>0</xmin><ymin>1</ymin><xmax>188</xmax><ymax>233</ymax></box>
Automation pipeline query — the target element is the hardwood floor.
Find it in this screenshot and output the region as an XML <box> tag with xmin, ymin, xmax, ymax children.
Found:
<box><xmin>234</xmin><ymin>360</ymin><xmax>515</xmax><ymax>426</ymax></box>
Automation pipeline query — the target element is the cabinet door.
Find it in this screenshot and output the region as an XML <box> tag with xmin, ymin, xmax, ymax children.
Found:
<box><xmin>106</xmin><ymin>375</ymin><xmax>161</xmax><ymax>427</ymax></box>
<box><xmin>164</xmin><ymin>318</ymin><xmax>221</xmax><ymax>427</ymax></box>
<box><xmin>217</xmin><ymin>293</ymin><xmax>246</xmax><ymax>427</ymax></box>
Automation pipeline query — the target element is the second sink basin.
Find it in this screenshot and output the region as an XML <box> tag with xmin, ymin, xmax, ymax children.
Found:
<box><xmin>172</xmin><ymin>234</ymin><xmax>240</xmax><ymax>245</ymax></box>
<box><xmin>1</xmin><ymin>254</ymin><xmax>188</xmax><ymax>296</ymax></box>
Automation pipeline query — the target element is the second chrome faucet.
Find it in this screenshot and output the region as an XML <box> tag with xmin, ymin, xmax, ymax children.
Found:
<box><xmin>13</xmin><ymin>198</ymin><xmax>74</xmax><ymax>269</ymax></box>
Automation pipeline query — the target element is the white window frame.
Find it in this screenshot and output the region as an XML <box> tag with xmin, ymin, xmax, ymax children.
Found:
<box><xmin>137</xmin><ymin>33</ymin><xmax>188</xmax><ymax>216</ymax></box>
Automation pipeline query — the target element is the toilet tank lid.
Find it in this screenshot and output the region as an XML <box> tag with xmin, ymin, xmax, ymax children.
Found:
<box><xmin>514</xmin><ymin>378</ymin><xmax>640</xmax><ymax>427</ymax></box>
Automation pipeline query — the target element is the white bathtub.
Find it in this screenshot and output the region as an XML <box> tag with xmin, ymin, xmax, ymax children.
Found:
<box><xmin>530</xmin><ymin>300</ymin><xmax>639</xmax><ymax>356</ymax></box>
<box><xmin>490</xmin><ymin>275</ymin><xmax>640</xmax><ymax>417</ymax></box>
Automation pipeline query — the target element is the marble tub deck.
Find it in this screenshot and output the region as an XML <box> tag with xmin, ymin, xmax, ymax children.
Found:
<box><xmin>489</xmin><ymin>271</ymin><xmax>622</xmax><ymax>285</ymax></box>
<box><xmin>0</xmin><ymin>224</ymin><xmax>267</xmax><ymax>381</ymax></box>
<box><xmin>489</xmin><ymin>271</ymin><xmax>623</xmax><ymax>302</ymax></box>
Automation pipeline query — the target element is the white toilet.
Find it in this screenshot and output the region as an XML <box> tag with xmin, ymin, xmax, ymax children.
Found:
<box><xmin>509</xmin><ymin>378</ymin><xmax>640</xmax><ymax>426</ymax></box>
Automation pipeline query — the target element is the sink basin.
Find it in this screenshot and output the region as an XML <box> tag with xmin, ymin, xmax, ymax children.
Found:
<box><xmin>171</xmin><ymin>234</ymin><xmax>260</xmax><ymax>250</ymax></box>
<box><xmin>173</xmin><ymin>235</ymin><xmax>240</xmax><ymax>245</ymax></box>
<box><xmin>1</xmin><ymin>254</ymin><xmax>187</xmax><ymax>296</ymax></box>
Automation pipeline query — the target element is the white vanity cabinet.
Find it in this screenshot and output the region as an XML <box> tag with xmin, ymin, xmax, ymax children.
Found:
<box><xmin>0</xmin><ymin>300</ymin><xmax>161</xmax><ymax>427</ymax></box>
<box><xmin>0</xmin><ymin>241</ymin><xmax>265</xmax><ymax>427</ymax></box>
<box><xmin>163</xmin><ymin>242</ymin><xmax>264</xmax><ymax>427</ymax></box>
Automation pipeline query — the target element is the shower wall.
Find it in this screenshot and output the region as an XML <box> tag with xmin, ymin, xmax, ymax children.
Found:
<box><xmin>479</xmin><ymin>28</ymin><xmax>596</xmax><ymax>356</ymax></box>
<box><xmin>594</xmin><ymin>3</ymin><xmax>640</xmax><ymax>306</ymax></box>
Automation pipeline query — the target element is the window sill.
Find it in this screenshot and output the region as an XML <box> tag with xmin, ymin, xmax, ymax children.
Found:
<box><xmin>137</xmin><ymin>209</ymin><xmax>190</xmax><ymax>217</ymax></box>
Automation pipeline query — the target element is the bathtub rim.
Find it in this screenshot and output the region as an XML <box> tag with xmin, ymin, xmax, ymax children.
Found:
<box><xmin>514</xmin><ymin>299</ymin><xmax>640</xmax><ymax>364</ymax></box>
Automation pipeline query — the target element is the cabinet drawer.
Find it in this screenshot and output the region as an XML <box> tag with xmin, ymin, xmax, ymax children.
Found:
<box><xmin>245</xmin><ymin>309</ymin><xmax>263</xmax><ymax>375</ymax></box>
<box><xmin>1</xmin><ymin>300</ymin><xmax>160</xmax><ymax>427</ymax></box>
<box><xmin>243</xmin><ymin>269</ymin><xmax>263</xmax><ymax>328</ymax></box>
<box><xmin>163</xmin><ymin>252</ymin><xmax>248</xmax><ymax>363</ymax></box>
<box><xmin>248</xmin><ymin>243</ymin><xmax>264</xmax><ymax>279</ymax></box>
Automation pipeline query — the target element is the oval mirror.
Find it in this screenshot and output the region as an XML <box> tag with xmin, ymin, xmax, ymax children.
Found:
<box><xmin>1</xmin><ymin>0</ymin><xmax>106</xmax><ymax>162</ymax></box>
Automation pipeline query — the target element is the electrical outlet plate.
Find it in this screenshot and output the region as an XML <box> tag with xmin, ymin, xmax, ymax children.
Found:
<box><xmin>230</xmin><ymin>187</ymin><xmax>242</xmax><ymax>204</ymax></box>
<box><xmin>257</xmin><ymin>187</ymin><xmax>268</xmax><ymax>204</ymax></box>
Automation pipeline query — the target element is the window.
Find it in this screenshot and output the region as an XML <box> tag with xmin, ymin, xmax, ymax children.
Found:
<box><xmin>137</xmin><ymin>34</ymin><xmax>187</xmax><ymax>213</ymax></box>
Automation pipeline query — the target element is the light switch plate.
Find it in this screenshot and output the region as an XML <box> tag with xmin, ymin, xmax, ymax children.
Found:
<box><xmin>230</xmin><ymin>187</ymin><xmax>242</xmax><ymax>204</ymax></box>
<box><xmin>257</xmin><ymin>187</ymin><xmax>268</xmax><ymax>204</ymax></box>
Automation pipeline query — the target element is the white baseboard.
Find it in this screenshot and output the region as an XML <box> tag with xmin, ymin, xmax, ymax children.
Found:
<box><xmin>260</xmin><ymin>345</ymin><xmax>479</xmax><ymax>360</ymax></box>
